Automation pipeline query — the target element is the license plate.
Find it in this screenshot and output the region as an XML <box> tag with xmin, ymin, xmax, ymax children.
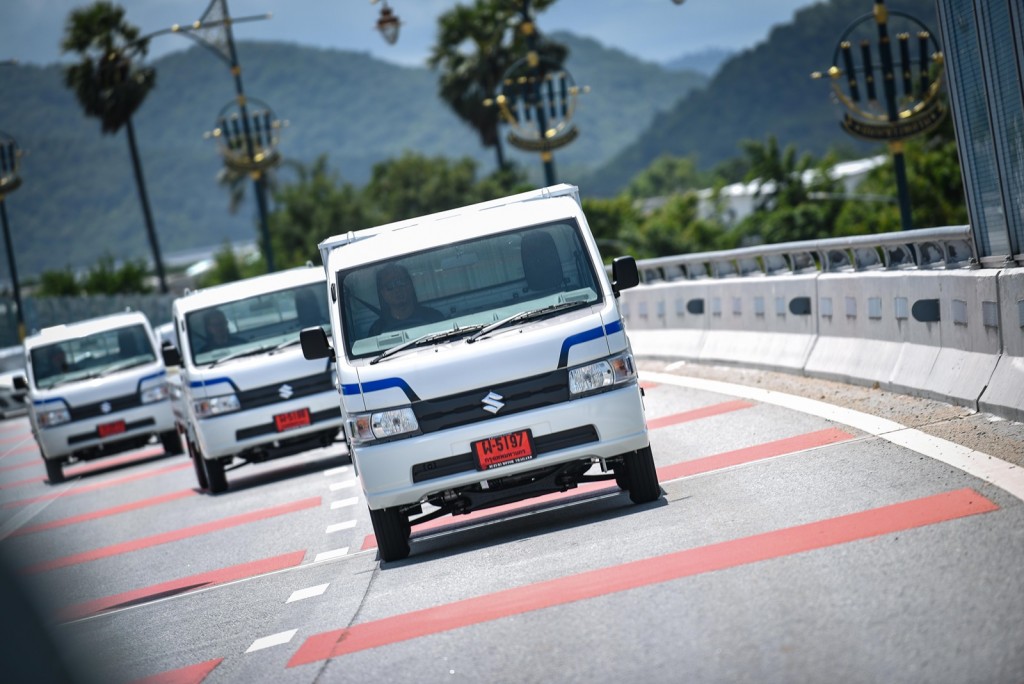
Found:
<box><xmin>274</xmin><ymin>408</ymin><xmax>311</xmax><ymax>432</ymax></box>
<box><xmin>97</xmin><ymin>420</ymin><xmax>126</xmax><ymax>438</ymax></box>
<box><xmin>473</xmin><ymin>429</ymin><xmax>535</xmax><ymax>470</ymax></box>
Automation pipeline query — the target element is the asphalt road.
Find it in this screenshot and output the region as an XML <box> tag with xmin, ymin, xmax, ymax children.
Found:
<box><xmin>1</xmin><ymin>364</ymin><xmax>1022</xmax><ymax>684</ymax></box>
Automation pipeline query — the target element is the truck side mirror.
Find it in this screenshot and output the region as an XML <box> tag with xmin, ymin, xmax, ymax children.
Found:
<box><xmin>12</xmin><ymin>375</ymin><xmax>27</xmax><ymax>391</ymax></box>
<box><xmin>300</xmin><ymin>327</ymin><xmax>335</xmax><ymax>361</ymax></box>
<box><xmin>162</xmin><ymin>344</ymin><xmax>182</xmax><ymax>367</ymax></box>
<box><xmin>611</xmin><ymin>256</ymin><xmax>640</xmax><ymax>295</ymax></box>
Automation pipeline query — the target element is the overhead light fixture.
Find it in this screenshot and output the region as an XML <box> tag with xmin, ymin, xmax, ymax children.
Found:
<box><xmin>373</xmin><ymin>0</ymin><xmax>401</xmax><ymax>45</ymax></box>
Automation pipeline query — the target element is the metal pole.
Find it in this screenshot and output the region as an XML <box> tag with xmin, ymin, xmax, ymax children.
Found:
<box><xmin>222</xmin><ymin>0</ymin><xmax>275</xmax><ymax>272</ymax></box>
<box><xmin>875</xmin><ymin>0</ymin><xmax>913</xmax><ymax>230</ymax></box>
<box><xmin>124</xmin><ymin>117</ymin><xmax>169</xmax><ymax>292</ymax></box>
<box><xmin>521</xmin><ymin>0</ymin><xmax>557</xmax><ymax>186</ymax></box>
<box><xmin>0</xmin><ymin>199</ymin><xmax>25</xmax><ymax>340</ymax></box>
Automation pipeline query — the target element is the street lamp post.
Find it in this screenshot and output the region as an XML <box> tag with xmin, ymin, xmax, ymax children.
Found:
<box><xmin>138</xmin><ymin>0</ymin><xmax>279</xmax><ymax>272</ymax></box>
<box><xmin>486</xmin><ymin>0</ymin><xmax>585</xmax><ymax>187</ymax></box>
<box><xmin>812</xmin><ymin>0</ymin><xmax>946</xmax><ymax>231</ymax></box>
<box><xmin>0</xmin><ymin>131</ymin><xmax>25</xmax><ymax>341</ymax></box>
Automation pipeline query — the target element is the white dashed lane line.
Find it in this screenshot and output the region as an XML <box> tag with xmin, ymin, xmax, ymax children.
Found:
<box><xmin>329</xmin><ymin>497</ymin><xmax>359</xmax><ymax>510</ymax></box>
<box><xmin>246</xmin><ymin>629</ymin><xmax>298</xmax><ymax>653</ymax></box>
<box><xmin>313</xmin><ymin>547</ymin><xmax>350</xmax><ymax>563</ymax></box>
<box><xmin>328</xmin><ymin>480</ymin><xmax>356</xmax><ymax>491</ymax></box>
<box><xmin>287</xmin><ymin>583</ymin><xmax>330</xmax><ymax>604</ymax></box>
<box><xmin>323</xmin><ymin>465</ymin><xmax>350</xmax><ymax>477</ymax></box>
<box><xmin>325</xmin><ymin>520</ymin><xmax>357</xmax><ymax>534</ymax></box>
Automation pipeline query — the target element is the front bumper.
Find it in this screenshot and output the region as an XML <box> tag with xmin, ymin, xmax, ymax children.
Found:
<box><xmin>34</xmin><ymin>399</ymin><xmax>177</xmax><ymax>462</ymax></box>
<box><xmin>354</xmin><ymin>382</ymin><xmax>649</xmax><ymax>510</ymax></box>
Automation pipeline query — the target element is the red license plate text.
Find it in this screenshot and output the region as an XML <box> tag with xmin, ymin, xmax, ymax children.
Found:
<box><xmin>473</xmin><ymin>429</ymin><xmax>535</xmax><ymax>470</ymax></box>
<box><xmin>97</xmin><ymin>420</ymin><xmax>126</xmax><ymax>438</ymax></box>
<box><xmin>275</xmin><ymin>408</ymin><xmax>311</xmax><ymax>432</ymax></box>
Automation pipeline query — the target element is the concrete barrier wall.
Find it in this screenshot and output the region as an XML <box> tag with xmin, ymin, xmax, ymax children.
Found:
<box><xmin>622</xmin><ymin>266</ymin><xmax>1024</xmax><ymax>422</ymax></box>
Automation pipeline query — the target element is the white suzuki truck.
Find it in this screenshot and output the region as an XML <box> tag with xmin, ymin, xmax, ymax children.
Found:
<box><xmin>301</xmin><ymin>184</ymin><xmax>658</xmax><ymax>561</ymax></box>
<box><xmin>15</xmin><ymin>311</ymin><xmax>182</xmax><ymax>484</ymax></box>
<box><xmin>162</xmin><ymin>265</ymin><xmax>344</xmax><ymax>494</ymax></box>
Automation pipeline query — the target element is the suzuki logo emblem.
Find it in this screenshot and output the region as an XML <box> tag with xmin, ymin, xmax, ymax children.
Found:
<box><xmin>278</xmin><ymin>384</ymin><xmax>294</xmax><ymax>400</ymax></box>
<box><xmin>481</xmin><ymin>392</ymin><xmax>504</xmax><ymax>414</ymax></box>
<box><xmin>100</xmin><ymin>401</ymin><xmax>112</xmax><ymax>414</ymax></box>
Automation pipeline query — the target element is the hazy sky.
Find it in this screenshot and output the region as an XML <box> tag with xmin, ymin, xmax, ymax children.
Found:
<box><xmin>1</xmin><ymin>0</ymin><xmax>817</xmax><ymax>67</ymax></box>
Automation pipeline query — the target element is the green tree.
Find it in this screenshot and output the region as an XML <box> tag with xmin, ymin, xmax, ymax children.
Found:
<box><xmin>81</xmin><ymin>253</ymin><xmax>152</xmax><ymax>294</ymax></box>
<box><xmin>363</xmin><ymin>152</ymin><xmax>484</xmax><ymax>221</ymax></box>
<box><xmin>61</xmin><ymin>2</ymin><xmax>167</xmax><ymax>294</ymax></box>
<box><xmin>266</xmin><ymin>155</ymin><xmax>369</xmax><ymax>269</ymax></box>
<box><xmin>834</xmin><ymin>115</ymin><xmax>966</xmax><ymax>234</ymax></box>
<box><xmin>197</xmin><ymin>242</ymin><xmax>265</xmax><ymax>288</ymax></box>
<box><xmin>625</xmin><ymin>155</ymin><xmax>705</xmax><ymax>199</ymax></box>
<box><xmin>36</xmin><ymin>268</ymin><xmax>82</xmax><ymax>297</ymax></box>
<box><xmin>429</xmin><ymin>0</ymin><xmax>564</xmax><ymax>170</ymax></box>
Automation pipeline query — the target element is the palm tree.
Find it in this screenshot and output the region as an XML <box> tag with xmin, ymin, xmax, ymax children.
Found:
<box><xmin>61</xmin><ymin>1</ymin><xmax>167</xmax><ymax>293</ymax></box>
<box><xmin>428</xmin><ymin>0</ymin><xmax>564</xmax><ymax>171</ymax></box>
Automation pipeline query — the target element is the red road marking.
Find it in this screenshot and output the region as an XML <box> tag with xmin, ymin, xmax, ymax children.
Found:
<box><xmin>1</xmin><ymin>448</ymin><xmax>170</xmax><ymax>490</ymax></box>
<box><xmin>657</xmin><ymin>427</ymin><xmax>854</xmax><ymax>481</ymax></box>
<box><xmin>23</xmin><ymin>496</ymin><xmax>322</xmax><ymax>574</ymax></box>
<box><xmin>8</xmin><ymin>489</ymin><xmax>198</xmax><ymax>538</ymax></box>
<box><xmin>130</xmin><ymin>658</ymin><xmax>223</xmax><ymax>684</ymax></box>
<box><xmin>291</xmin><ymin>488</ymin><xmax>997</xmax><ymax>667</ymax></box>
<box><xmin>647</xmin><ymin>399</ymin><xmax>754</xmax><ymax>429</ymax></box>
<box><xmin>61</xmin><ymin>551</ymin><xmax>306</xmax><ymax>622</ymax></box>
<box><xmin>361</xmin><ymin>427</ymin><xmax>856</xmax><ymax>551</ymax></box>
<box><xmin>2</xmin><ymin>462</ymin><xmax>191</xmax><ymax>509</ymax></box>
<box><xmin>0</xmin><ymin>458</ymin><xmax>38</xmax><ymax>474</ymax></box>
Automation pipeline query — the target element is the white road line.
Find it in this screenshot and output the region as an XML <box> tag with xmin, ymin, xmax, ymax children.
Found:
<box><xmin>330</xmin><ymin>496</ymin><xmax>359</xmax><ymax>509</ymax></box>
<box><xmin>325</xmin><ymin>520</ymin><xmax>357</xmax><ymax>534</ymax></box>
<box><xmin>328</xmin><ymin>480</ymin><xmax>356</xmax><ymax>491</ymax></box>
<box><xmin>642</xmin><ymin>370</ymin><xmax>1024</xmax><ymax>502</ymax></box>
<box><xmin>313</xmin><ymin>547</ymin><xmax>350</xmax><ymax>563</ymax></box>
<box><xmin>286</xmin><ymin>583</ymin><xmax>330</xmax><ymax>604</ymax></box>
<box><xmin>245</xmin><ymin>629</ymin><xmax>298</xmax><ymax>653</ymax></box>
<box><xmin>323</xmin><ymin>465</ymin><xmax>350</xmax><ymax>477</ymax></box>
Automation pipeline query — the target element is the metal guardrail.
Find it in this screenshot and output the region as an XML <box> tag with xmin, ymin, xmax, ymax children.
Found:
<box><xmin>632</xmin><ymin>225</ymin><xmax>977</xmax><ymax>282</ymax></box>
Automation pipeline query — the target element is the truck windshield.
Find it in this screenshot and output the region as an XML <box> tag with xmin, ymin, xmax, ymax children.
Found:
<box><xmin>339</xmin><ymin>220</ymin><xmax>603</xmax><ymax>360</ymax></box>
<box><xmin>187</xmin><ymin>282</ymin><xmax>331</xmax><ymax>366</ymax></box>
<box><xmin>30</xmin><ymin>324</ymin><xmax>155</xmax><ymax>390</ymax></box>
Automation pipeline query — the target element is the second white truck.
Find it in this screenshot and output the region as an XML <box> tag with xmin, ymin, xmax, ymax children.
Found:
<box><xmin>164</xmin><ymin>265</ymin><xmax>345</xmax><ymax>493</ymax></box>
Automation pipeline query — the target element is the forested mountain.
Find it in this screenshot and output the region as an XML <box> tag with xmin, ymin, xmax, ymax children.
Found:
<box><xmin>0</xmin><ymin>35</ymin><xmax>704</xmax><ymax>277</ymax></box>
<box><xmin>580</xmin><ymin>0</ymin><xmax>940</xmax><ymax>196</ymax></box>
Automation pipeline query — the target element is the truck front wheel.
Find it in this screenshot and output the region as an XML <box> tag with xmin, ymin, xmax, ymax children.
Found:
<box><xmin>370</xmin><ymin>506</ymin><xmax>410</xmax><ymax>562</ymax></box>
<box><xmin>623</xmin><ymin>446</ymin><xmax>661</xmax><ymax>504</ymax></box>
<box><xmin>203</xmin><ymin>457</ymin><xmax>228</xmax><ymax>494</ymax></box>
<box><xmin>188</xmin><ymin>441</ymin><xmax>208</xmax><ymax>491</ymax></box>
<box><xmin>161</xmin><ymin>430</ymin><xmax>185</xmax><ymax>456</ymax></box>
<box><xmin>44</xmin><ymin>458</ymin><xmax>64</xmax><ymax>485</ymax></box>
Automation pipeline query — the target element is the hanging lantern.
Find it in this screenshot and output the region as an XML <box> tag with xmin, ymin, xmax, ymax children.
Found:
<box><xmin>374</xmin><ymin>1</ymin><xmax>401</xmax><ymax>45</ymax></box>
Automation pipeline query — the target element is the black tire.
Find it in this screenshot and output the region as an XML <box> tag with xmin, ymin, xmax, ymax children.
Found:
<box><xmin>370</xmin><ymin>506</ymin><xmax>410</xmax><ymax>562</ymax></box>
<box><xmin>188</xmin><ymin>441</ymin><xmax>208</xmax><ymax>491</ymax></box>
<box><xmin>44</xmin><ymin>458</ymin><xmax>64</xmax><ymax>485</ymax></box>
<box><xmin>203</xmin><ymin>457</ymin><xmax>228</xmax><ymax>494</ymax></box>
<box><xmin>623</xmin><ymin>446</ymin><xmax>661</xmax><ymax>504</ymax></box>
<box><xmin>160</xmin><ymin>430</ymin><xmax>185</xmax><ymax>456</ymax></box>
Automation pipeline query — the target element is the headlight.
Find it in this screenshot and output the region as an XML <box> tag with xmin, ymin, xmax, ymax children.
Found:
<box><xmin>38</xmin><ymin>407</ymin><xmax>71</xmax><ymax>428</ymax></box>
<box><xmin>569</xmin><ymin>353</ymin><xmax>636</xmax><ymax>396</ymax></box>
<box><xmin>194</xmin><ymin>394</ymin><xmax>240</xmax><ymax>418</ymax></box>
<box><xmin>141</xmin><ymin>383</ymin><xmax>169</xmax><ymax>404</ymax></box>
<box><xmin>349</xmin><ymin>407</ymin><xmax>418</xmax><ymax>444</ymax></box>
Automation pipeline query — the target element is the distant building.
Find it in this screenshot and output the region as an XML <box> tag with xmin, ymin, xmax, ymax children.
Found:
<box><xmin>689</xmin><ymin>155</ymin><xmax>888</xmax><ymax>227</ymax></box>
<box><xmin>936</xmin><ymin>1</ymin><xmax>1024</xmax><ymax>266</ymax></box>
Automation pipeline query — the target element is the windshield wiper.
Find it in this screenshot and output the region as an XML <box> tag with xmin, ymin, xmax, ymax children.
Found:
<box><xmin>272</xmin><ymin>337</ymin><xmax>302</xmax><ymax>352</ymax></box>
<box><xmin>99</xmin><ymin>359</ymin><xmax>153</xmax><ymax>377</ymax></box>
<box><xmin>370</xmin><ymin>325</ymin><xmax>484</xmax><ymax>365</ymax></box>
<box><xmin>466</xmin><ymin>301</ymin><xmax>590</xmax><ymax>344</ymax></box>
<box><xmin>210</xmin><ymin>344</ymin><xmax>278</xmax><ymax>367</ymax></box>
